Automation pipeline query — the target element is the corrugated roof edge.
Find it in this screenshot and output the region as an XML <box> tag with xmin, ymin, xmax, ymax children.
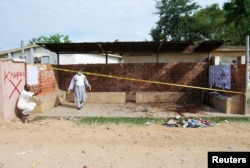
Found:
<box><xmin>0</xmin><ymin>44</ymin><xmax>39</xmax><ymax>56</ymax></box>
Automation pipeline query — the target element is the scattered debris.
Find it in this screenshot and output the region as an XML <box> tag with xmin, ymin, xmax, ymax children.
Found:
<box><xmin>15</xmin><ymin>150</ymin><xmax>33</xmax><ymax>155</ymax></box>
<box><xmin>163</xmin><ymin>119</ymin><xmax>179</xmax><ymax>127</ymax></box>
<box><xmin>163</xmin><ymin>116</ymin><xmax>213</xmax><ymax>128</ymax></box>
<box><xmin>60</xmin><ymin>117</ymin><xmax>75</xmax><ymax>121</ymax></box>
<box><xmin>228</xmin><ymin>145</ymin><xmax>234</xmax><ymax>151</ymax></box>
<box><xmin>144</xmin><ymin>120</ymin><xmax>155</xmax><ymax>126</ymax></box>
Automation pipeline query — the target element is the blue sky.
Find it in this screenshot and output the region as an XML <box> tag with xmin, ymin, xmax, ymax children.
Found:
<box><xmin>0</xmin><ymin>0</ymin><xmax>227</xmax><ymax>51</ymax></box>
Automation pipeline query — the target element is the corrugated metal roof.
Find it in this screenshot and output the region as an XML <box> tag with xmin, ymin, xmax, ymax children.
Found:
<box><xmin>193</xmin><ymin>41</ymin><xmax>224</xmax><ymax>52</ymax></box>
<box><xmin>37</xmin><ymin>41</ymin><xmax>224</xmax><ymax>54</ymax></box>
<box><xmin>214</xmin><ymin>45</ymin><xmax>246</xmax><ymax>51</ymax></box>
<box><xmin>0</xmin><ymin>44</ymin><xmax>39</xmax><ymax>56</ymax></box>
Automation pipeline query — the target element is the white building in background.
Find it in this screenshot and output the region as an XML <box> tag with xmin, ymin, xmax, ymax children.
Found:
<box><xmin>0</xmin><ymin>44</ymin><xmax>123</xmax><ymax>64</ymax></box>
<box><xmin>59</xmin><ymin>53</ymin><xmax>123</xmax><ymax>64</ymax></box>
<box><xmin>0</xmin><ymin>44</ymin><xmax>57</xmax><ymax>64</ymax></box>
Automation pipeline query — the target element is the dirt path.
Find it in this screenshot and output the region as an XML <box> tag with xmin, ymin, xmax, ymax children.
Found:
<box><xmin>0</xmin><ymin>118</ymin><xmax>250</xmax><ymax>168</ymax></box>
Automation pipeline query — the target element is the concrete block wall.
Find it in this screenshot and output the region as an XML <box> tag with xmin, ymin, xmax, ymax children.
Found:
<box><xmin>66</xmin><ymin>91</ymin><xmax>196</xmax><ymax>104</ymax></box>
<box><xmin>66</xmin><ymin>92</ymin><xmax>126</xmax><ymax>103</ymax></box>
<box><xmin>86</xmin><ymin>92</ymin><xmax>126</xmax><ymax>103</ymax></box>
<box><xmin>136</xmin><ymin>92</ymin><xmax>195</xmax><ymax>104</ymax></box>
<box><xmin>209</xmin><ymin>93</ymin><xmax>243</xmax><ymax>114</ymax></box>
<box><xmin>31</xmin><ymin>90</ymin><xmax>66</xmax><ymax>113</ymax></box>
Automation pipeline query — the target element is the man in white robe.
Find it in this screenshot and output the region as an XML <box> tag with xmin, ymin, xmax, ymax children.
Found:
<box><xmin>68</xmin><ymin>70</ymin><xmax>91</xmax><ymax>110</ymax></box>
<box><xmin>17</xmin><ymin>84</ymin><xmax>38</xmax><ymax>116</ymax></box>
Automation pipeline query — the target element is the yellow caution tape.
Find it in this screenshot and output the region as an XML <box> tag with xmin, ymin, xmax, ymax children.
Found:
<box><xmin>52</xmin><ymin>67</ymin><xmax>245</xmax><ymax>95</ymax></box>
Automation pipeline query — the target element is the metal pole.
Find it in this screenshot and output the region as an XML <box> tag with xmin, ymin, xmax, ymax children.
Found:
<box><xmin>244</xmin><ymin>35</ymin><xmax>249</xmax><ymax>115</ymax></box>
<box><xmin>105</xmin><ymin>52</ymin><xmax>108</xmax><ymax>64</ymax></box>
<box><xmin>57</xmin><ymin>52</ymin><xmax>60</xmax><ymax>65</ymax></box>
<box><xmin>21</xmin><ymin>40</ymin><xmax>24</xmax><ymax>60</ymax></box>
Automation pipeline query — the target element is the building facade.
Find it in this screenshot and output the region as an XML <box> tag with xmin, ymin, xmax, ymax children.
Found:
<box><xmin>0</xmin><ymin>45</ymin><xmax>123</xmax><ymax>64</ymax></box>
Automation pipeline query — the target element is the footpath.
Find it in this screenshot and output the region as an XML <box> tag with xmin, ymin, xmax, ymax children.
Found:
<box><xmin>36</xmin><ymin>101</ymin><xmax>247</xmax><ymax>119</ymax></box>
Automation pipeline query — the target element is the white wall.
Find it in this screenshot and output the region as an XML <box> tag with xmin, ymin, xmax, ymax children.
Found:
<box><xmin>60</xmin><ymin>54</ymin><xmax>122</xmax><ymax>64</ymax></box>
<box><xmin>33</xmin><ymin>47</ymin><xmax>57</xmax><ymax>64</ymax></box>
<box><xmin>1</xmin><ymin>46</ymin><xmax>123</xmax><ymax>64</ymax></box>
<box><xmin>123</xmin><ymin>52</ymin><xmax>210</xmax><ymax>63</ymax></box>
<box><xmin>1</xmin><ymin>46</ymin><xmax>57</xmax><ymax>64</ymax></box>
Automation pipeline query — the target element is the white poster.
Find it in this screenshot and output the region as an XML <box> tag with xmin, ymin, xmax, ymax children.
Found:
<box><xmin>27</xmin><ymin>65</ymin><xmax>38</xmax><ymax>85</ymax></box>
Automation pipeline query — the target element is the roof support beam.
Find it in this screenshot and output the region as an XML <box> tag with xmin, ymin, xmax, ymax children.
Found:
<box><xmin>56</xmin><ymin>52</ymin><xmax>60</xmax><ymax>65</ymax></box>
<box><xmin>156</xmin><ymin>41</ymin><xmax>163</xmax><ymax>63</ymax></box>
<box><xmin>244</xmin><ymin>35</ymin><xmax>249</xmax><ymax>115</ymax></box>
<box><xmin>97</xmin><ymin>43</ymin><xmax>108</xmax><ymax>64</ymax></box>
<box><xmin>105</xmin><ymin>52</ymin><xmax>108</xmax><ymax>64</ymax></box>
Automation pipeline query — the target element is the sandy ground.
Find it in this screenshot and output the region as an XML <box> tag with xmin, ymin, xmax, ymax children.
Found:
<box><xmin>0</xmin><ymin>103</ymin><xmax>250</xmax><ymax>168</ymax></box>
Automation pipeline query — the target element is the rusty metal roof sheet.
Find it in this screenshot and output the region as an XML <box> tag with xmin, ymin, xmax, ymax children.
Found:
<box><xmin>193</xmin><ymin>40</ymin><xmax>224</xmax><ymax>52</ymax></box>
<box><xmin>37</xmin><ymin>41</ymin><xmax>223</xmax><ymax>54</ymax></box>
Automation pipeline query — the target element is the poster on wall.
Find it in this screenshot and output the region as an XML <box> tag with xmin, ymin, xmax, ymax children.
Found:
<box><xmin>27</xmin><ymin>65</ymin><xmax>38</xmax><ymax>85</ymax></box>
<box><xmin>209</xmin><ymin>65</ymin><xmax>231</xmax><ymax>89</ymax></box>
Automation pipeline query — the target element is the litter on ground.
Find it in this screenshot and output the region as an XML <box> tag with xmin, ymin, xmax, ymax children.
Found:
<box><xmin>163</xmin><ymin>116</ymin><xmax>213</xmax><ymax>128</ymax></box>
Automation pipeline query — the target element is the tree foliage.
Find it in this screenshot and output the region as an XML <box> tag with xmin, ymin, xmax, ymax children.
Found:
<box><xmin>223</xmin><ymin>0</ymin><xmax>250</xmax><ymax>44</ymax></box>
<box><xmin>29</xmin><ymin>34</ymin><xmax>71</xmax><ymax>44</ymax></box>
<box><xmin>150</xmin><ymin>0</ymin><xmax>200</xmax><ymax>41</ymax></box>
<box><xmin>191</xmin><ymin>4</ymin><xmax>225</xmax><ymax>41</ymax></box>
<box><xmin>151</xmin><ymin>0</ymin><xmax>250</xmax><ymax>45</ymax></box>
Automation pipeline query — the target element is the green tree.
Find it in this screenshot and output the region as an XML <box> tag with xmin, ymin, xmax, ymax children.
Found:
<box><xmin>191</xmin><ymin>4</ymin><xmax>226</xmax><ymax>41</ymax></box>
<box><xmin>29</xmin><ymin>34</ymin><xmax>71</xmax><ymax>44</ymax></box>
<box><xmin>150</xmin><ymin>0</ymin><xmax>250</xmax><ymax>44</ymax></box>
<box><xmin>150</xmin><ymin>0</ymin><xmax>200</xmax><ymax>41</ymax></box>
<box><xmin>223</xmin><ymin>0</ymin><xmax>250</xmax><ymax>44</ymax></box>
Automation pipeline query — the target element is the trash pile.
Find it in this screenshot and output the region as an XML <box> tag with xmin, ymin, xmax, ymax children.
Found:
<box><xmin>163</xmin><ymin>116</ymin><xmax>213</xmax><ymax>128</ymax></box>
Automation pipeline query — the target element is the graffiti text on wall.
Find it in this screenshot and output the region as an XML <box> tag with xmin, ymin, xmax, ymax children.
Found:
<box><xmin>4</xmin><ymin>70</ymin><xmax>25</xmax><ymax>99</ymax></box>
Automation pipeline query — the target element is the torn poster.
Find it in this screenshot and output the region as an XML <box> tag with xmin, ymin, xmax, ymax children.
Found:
<box><xmin>209</xmin><ymin>65</ymin><xmax>231</xmax><ymax>89</ymax></box>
